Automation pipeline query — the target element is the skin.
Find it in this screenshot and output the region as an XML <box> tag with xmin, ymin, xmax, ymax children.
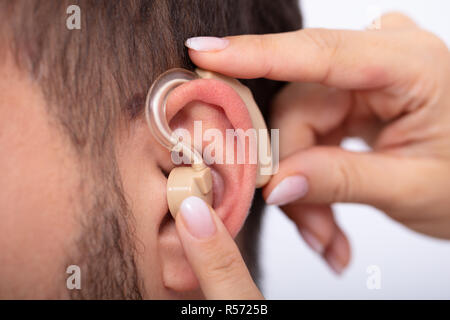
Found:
<box><xmin>0</xmin><ymin>46</ymin><xmax>81</xmax><ymax>299</ymax></box>
<box><xmin>3</xmin><ymin>11</ymin><xmax>448</xmax><ymax>300</ymax></box>
<box><xmin>179</xmin><ymin>13</ymin><xmax>450</xmax><ymax>298</ymax></box>
<box><xmin>0</xmin><ymin>49</ymin><xmax>258</xmax><ymax>297</ymax></box>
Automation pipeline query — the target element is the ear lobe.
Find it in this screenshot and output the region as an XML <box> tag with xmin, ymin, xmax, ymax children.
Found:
<box><xmin>159</xmin><ymin>78</ymin><xmax>258</xmax><ymax>293</ymax></box>
<box><xmin>159</xmin><ymin>219</ymin><xmax>200</xmax><ymax>293</ymax></box>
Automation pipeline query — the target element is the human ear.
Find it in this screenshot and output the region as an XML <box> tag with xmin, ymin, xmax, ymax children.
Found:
<box><xmin>116</xmin><ymin>72</ymin><xmax>267</xmax><ymax>294</ymax></box>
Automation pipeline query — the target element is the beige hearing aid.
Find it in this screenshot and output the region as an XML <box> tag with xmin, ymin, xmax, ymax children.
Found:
<box><xmin>145</xmin><ymin>68</ymin><xmax>272</xmax><ymax>217</ymax></box>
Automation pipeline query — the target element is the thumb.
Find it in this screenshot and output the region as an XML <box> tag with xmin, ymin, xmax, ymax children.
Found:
<box><xmin>175</xmin><ymin>196</ymin><xmax>263</xmax><ymax>300</ymax></box>
<box><xmin>263</xmin><ymin>146</ymin><xmax>431</xmax><ymax>212</ymax></box>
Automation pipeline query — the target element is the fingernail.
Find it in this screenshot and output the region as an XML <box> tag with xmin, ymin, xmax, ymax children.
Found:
<box><xmin>180</xmin><ymin>196</ymin><xmax>216</xmax><ymax>239</ymax></box>
<box><xmin>299</xmin><ymin>229</ymin><xmax>324</xmax><ymax>254</ymax></box>
<box><xmin>265</xmin><ymin>175</ymin><xmax>309</xmax><ymax>206</ymax></box>
<box><xmin>185</xmin><ymin>37</ymin><xmax>229</xmax><ymax>51</ymax></box>
<box><xmin>324</xmin><ymin>251</ymin><xmax>345</xmax><ymax>275</ymax></box>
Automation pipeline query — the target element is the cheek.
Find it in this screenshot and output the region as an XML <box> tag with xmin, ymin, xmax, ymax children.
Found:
<box><xmin>116</xmin><ymin>130</ymin><xmax>170</xmax><ymax>297</ymax></box>
<box><xmin>124</xmin><ymin>170</ymin><xmax>167</xmax><ymax>297</ymax></box>
<box><xmin>0</xmin><ymin>92</ymin><xmax>80</xmax><ymax>297</ymax></box>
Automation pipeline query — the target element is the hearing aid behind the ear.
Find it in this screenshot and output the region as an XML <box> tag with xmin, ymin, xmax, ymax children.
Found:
<box><xmin>145</xmin><ymin>68</ymin><xmax>272</xmax><ymax>217</ymax></box>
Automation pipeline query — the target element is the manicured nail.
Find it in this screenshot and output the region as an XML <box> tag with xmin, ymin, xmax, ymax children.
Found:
<box><xmin>265</xmin><ymin>175</ymin><xmax>309</xmax><ymax>206</ymax></box>
<box><xmin>185</xmin><ymin>37</ymin><xmax>229</xmax><ymax>51</ymax></box>
<box><xmin>179</xmin><ymin>196</ymin><xmax>216</xmax><ymax>239</ymax></box>
<box><xmin>299</xmin><ymin>229</ymin><xmax>324</xmax><ymax>254</ymax></box>
<box><xmin>325</xmin><ymin>251</ymin><xmax>344</xmax><ymax>275</ymax></box>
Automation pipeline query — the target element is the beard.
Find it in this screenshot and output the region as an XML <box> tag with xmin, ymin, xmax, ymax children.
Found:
<box><xmin>65</xmin><ymin>151</ymin><xmax>262</xmax><ymax>299</ymax></box>
<box><xmin>66</xmin><ymin>153</ymin><xmax>142</xmax><ymax>299</ymax></box>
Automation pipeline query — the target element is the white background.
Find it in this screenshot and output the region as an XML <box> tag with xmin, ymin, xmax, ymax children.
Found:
<box><xmin>260</xmin><ymin>0</ymin><xmax>450</xmax><ymax>299</ymax></box>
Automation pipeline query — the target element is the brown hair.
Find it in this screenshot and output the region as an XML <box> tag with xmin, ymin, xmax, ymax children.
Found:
<box><xmin>1</xmin><ymin>0</ymin><xmax>302</xmax><ymax>298</ymax></box>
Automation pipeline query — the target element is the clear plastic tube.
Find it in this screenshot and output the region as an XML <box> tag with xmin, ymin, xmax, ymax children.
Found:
<box><xmin>145</xmin><ymin>68</ymin><xmax>205</xmax><ymax>170</ymax></box>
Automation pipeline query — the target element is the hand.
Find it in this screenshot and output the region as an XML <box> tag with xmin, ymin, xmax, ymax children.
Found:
<box><xmin>185</xmin><ymin>13</ymin><xmax>450</xmax><ymax>273</ymax></box>
<box><xmin>175</xmin><ymin>196</ymin><xmax>263</xmax><ymax>299</ymax></box>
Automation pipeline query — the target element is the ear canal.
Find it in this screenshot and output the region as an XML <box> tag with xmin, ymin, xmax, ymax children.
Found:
<box><xmin>167</xmin><ymin>166</ymin><xmax>213</xmax><ymax>217</ymax></box>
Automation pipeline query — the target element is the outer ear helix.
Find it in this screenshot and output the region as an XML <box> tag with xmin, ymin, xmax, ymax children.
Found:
<box><xmin>194</xmin><ymin>68</ymin><xmax>273</xmax><ymax>187</ymax></box>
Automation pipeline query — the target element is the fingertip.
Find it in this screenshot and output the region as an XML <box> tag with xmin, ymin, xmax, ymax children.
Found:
<box><xmin>185</xmin><ymin>36</ymin><xmax>229</xmax><ymax>52</ymax></box>
<box><xmin>265</xmin><ymin>174</ymin><xmax>309</xmax><ymax>206</ymax></box>
<box><xmin>324</xmin><ymin>229</ymin><xmax>351</xmax><ymax>275</ymax></box>
<box><xmin>177</xmin><ymin>196</ymin><xmax>217</xmax><ymax>240</ymax></box>
<box><xmin>298</xmin><ymin>228</ymin><xmax>325</xmax><ymax>254</ymax></box>
<box><xmin>283</xmin><ymin>204</ymin><xmax>336</xmax><ymax>254</ymax></box>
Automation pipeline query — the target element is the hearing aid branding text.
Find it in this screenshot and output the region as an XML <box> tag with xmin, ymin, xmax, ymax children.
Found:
<box><xmin>171</xmin><ymin>121</ymin><xmax>278</xmax><ymax>175</ymax></box>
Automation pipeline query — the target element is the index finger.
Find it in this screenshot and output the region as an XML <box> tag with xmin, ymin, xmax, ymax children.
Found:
<box><xmin>186</xmin><ymin>28</ymin><xmax>417</xmax><ymax>89</ymax></box>
<box><xmin>175</xmin><ymin>196</ymin><xmax>263</xmax><ymax>300</ymax></box>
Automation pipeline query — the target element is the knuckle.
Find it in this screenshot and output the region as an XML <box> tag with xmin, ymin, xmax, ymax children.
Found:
<box><xmin>331</xmin><ymin>152</ymin><xmax>354</xmax><ymax>202</ymax></box>
<box><xmin>299</xmin><ymin>29</ymin><xmax>342</xmax><ymax>82</ymax></box>
<box><xmin>410</xmin><ymin>30</ymin><xmax>450</xmax><ymax>79</ymax></box>
<box><xmin>421</xmin><ymin>30</ymin><xmax>447</xmax><ymax>50</ymax></box>
<box><xmin>410</xmin><ymin>30</ymin><xmax>449</xmax><ymax>60</ymax></box>
<box><xmin>255</xmin><ymin>34</ymin><xmax>275</xmax><ymax>78</ymax></box>
<box><xmin>204</xmin><ymin>249</ymin><xmax>243</xmax><ymax>281</ymax></box>
<box><xmin>300</xmin><ymin>28</ymin><xmax>341</xmax><ymax>53</ymax></box>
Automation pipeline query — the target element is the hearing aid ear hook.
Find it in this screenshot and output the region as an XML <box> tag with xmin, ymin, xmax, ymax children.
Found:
<box><xmin>145</xmin><ymin>68</ymin><xmax>213</xmax><ymax>217</ymax></box>
<box><xmin>145</xmin><ymin>68</ymin><xmax>202</xmax><ymax>167</ymax></box>
<box><xmin>146</xmin><ymin>68</ymin><xmax>273</xmax><ymax>217</ymax></box>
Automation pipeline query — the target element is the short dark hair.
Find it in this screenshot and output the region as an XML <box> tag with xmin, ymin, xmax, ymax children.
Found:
<box><xmin>1</xmin><ymin>0</ymin><xmax>302</xmax><ymax>298</ymax></box>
